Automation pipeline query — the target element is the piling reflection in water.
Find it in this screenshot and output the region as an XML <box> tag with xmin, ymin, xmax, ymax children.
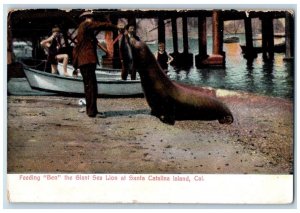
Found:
<box><xmin>142</xmin><ymin>37</ymin><xmax>294</xmax><ymax>100</ymax></box>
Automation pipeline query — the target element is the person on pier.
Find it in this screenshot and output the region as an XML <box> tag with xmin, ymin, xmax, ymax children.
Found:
<box><xmin>155</xmin><ymin>42</ymin><xmax>174</xmax><ymax>72</ymax></box>
<box><xmin>40</xmin><ymin>26</ymin><xmax>69</xmax><ymax>76</ymax></box>
<box><xmin>119</xmin><ymin>23</ymin><xmax>139</xmax><ymax>80</ymax></box>
<box><xmin>72</xmin><ymin>11</ymin><xmax>118</xmax><ymax>118</ymax></box>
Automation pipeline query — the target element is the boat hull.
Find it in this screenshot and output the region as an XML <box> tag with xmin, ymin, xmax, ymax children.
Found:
<box><xmin>23</xmin><ymin>67</ymin><xmax>143</xmax><ymax>97</ymax></box>
<box><xmin>224</xmin><ymin>36</ymin><xmax>240</xmax><ymax>43</ymax></box>
<box><xmin>240</xmin><ymin>43</ymin><xmax>286</xmax><ymax>54</ymax></box>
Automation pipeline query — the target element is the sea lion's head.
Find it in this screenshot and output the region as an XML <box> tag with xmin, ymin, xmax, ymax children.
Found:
<box><xmin>127</xmin><ymin>38</ymin><xmax>157</xmax><ymax>71</ymax></box>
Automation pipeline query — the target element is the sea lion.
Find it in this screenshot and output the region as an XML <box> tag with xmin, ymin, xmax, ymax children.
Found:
<box><xmin>122</xmin><ymin>37</ymin><xmax>234</xmax><ymax>125</ymax></box>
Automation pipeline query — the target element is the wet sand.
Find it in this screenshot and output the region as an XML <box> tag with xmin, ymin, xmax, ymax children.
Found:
<box><xmin>7</xmin><ymin>92</ymin><xmax>293</xmax><ymax>174</ymax></box>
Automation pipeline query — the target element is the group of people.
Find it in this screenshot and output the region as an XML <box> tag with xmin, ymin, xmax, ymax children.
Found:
<box><xmin>40</xmin><ymin>11</ymin><xmax>174</xmax><ymax>118</ymax></box>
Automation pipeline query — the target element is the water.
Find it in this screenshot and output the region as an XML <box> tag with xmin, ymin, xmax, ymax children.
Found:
<box><xmin>144</xmin><ymin>36</ymin><xmax>294</xmax><ymax>100</ymax></box>
<box><xmin>14</xmin><ymin>34</ymin><xmax>293</xmax><ymax>99</ymax></box>
<box><xmin>96</xmin><ymin>35</ymin><xmax>294</xmax><ymax>100</ymax></box>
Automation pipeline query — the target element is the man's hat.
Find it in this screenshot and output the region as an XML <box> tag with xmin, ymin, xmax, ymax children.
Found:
<box><xmin>79</xmin><ymin>11</ymin><xmax>94</xmax><ymax>19</ymax></box>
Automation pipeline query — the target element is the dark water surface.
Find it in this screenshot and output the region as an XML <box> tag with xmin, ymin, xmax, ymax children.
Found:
<box><xmin>145</xmin><ymin>37</ymin><xmax>294</xmax><ymax>100</ymax></box>
<box><xmin>14</xmin><ymin>35</ymin><xmax>294</xmax><ymax>100</ymax></box>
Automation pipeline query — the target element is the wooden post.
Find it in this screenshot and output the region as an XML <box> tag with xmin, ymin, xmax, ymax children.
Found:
<box><xmin>170</xmin><ymin>16</ymin><xmax>180</xmax><ymax>67</ymax></box>
<box><xmin>244</xmin><ymin>16</ymin><xmax>257</xmax><ymax>60</ymax></box>
<box><xmin>182</xmin><ymin>16</ymin><xmax>189</xmax><ymax>54</ymax></box>
<box><xmin>212</xmin><ymin>10</ymin><xmax>222</xmax><ymax>55</ymax></box>
<box><xmin>261</xmin><ymin>17</ymin><xmax>268</xmax><ymax>60</ymax></box>
<box><xmin>195</xmin><ymin>15</ymin><xmax>208</xmax><ymax>68</ymax></box>
<box><xmin>112</xmin><ymin>17</ymin><xmax>121</xmax><ymax>68</ymax></box>
<box><xmin>290</xmin><ymin>12</ymin><xmax>295</xmax><ymax>58</ymax></box>
<box><xmin>219</xmin><ymin>14</ymin><xmax>224</xmax><ymax>56</ymax></box>
<box><xmin>210</xmin><ymin>10</ymin><xmax>225</xmax><ymax>67</ymax></box>
<box><xmin>268</xmin><ymin>18</ymin><xmax>274</xmax><ymax>60</ymax></box>
<box><xmin>7</xmin><ymin>11</ymin><xmax>14</xmax><ymax>64</ymax></box>
<box><xmin>158</xmin><ymin>17</ymin><xmax>165</xmax><ymax>45</ymax></box>
<box><xmin>171</xmin><ymin>17</ymin><xmax>179</xmax><ymax>54</ymax></box>
<box><xmin>198</xmin><ymin>15</ymin><xmax>207</xmax><ymax>58</ymax></box>
<box><xmin>284</xmin><ymin>11</ymin><xmax>294</xmax><ymax>59</ymax></box>
<box><xmin>101</xmin><ymin>17</ymin><xmax>119</xmax><ymax>68</ymax></box>
<box><xmin>261</xmin><ymin>16</ymin><xmax>274</xmax><ymax>61</ymax></box>
<box><xmin>180</xmin><ymin>16</ymin><xmax>193</xmax><ymax>68</ymax></box>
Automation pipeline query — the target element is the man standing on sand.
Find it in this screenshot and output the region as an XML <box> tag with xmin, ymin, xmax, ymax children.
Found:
<box><xmin>73</xmin><ymin>11</ymin><xmax>118</xmax><ymax>118</ymax></box>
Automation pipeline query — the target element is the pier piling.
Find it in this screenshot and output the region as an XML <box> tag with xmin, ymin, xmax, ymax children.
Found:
<box><xmin>158</xmin><ymin>17</ymin><xmax>166</xmax><ymax>45</ymax></box>
<box><xmin>261</xmin><ymin>16</ymin><xmax>275</xmax><ymax>61</ymax></box>
<box><xmin>243</xmin><ymin>16</ymin><xmax>257</xmax><ymax>61</ymax></box>
<box><xmin>170</xmin><ymin>17</ymin><xmax>180</xmax><ymax>65</ymax></box>
<box><xmin>195</xmin><ymin>15</ymin><xmax>208</xmax><ymax>68</ymax></box>
<box><xmin>179</xmin><ymin>16</ymin><xmax>193</xmax><ymax>68</ymax></box>
<box><xmin>284</xmin><ymin>11</ymin><xmax>294</xmax><ymax>60</ymax></box>
<box><xmin>8</xmin><ymin>9</ymin><xmax>294</xmax><ymax>70</ymax></box>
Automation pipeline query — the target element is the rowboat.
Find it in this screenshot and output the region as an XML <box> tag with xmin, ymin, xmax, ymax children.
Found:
<box><xmin>145</xmin><ymin>40</ymin><xmax>157</xmax><ymax>45</ymax></box>
<box><xmin>23</xmin><ymin>66</ymin><xmax>143</xmax><ymax>96</ymax></box>
<box><xmin>240</xmin><ymin>43</ymin><xmax>286</xmax><ymax>54</ymax></box>
<box><xmin>57</xmin><ymin>63</ymin><xmax>125</xmax><ymax>79</ymax></box>
<box><xmin>8</xmin><ymin>77</ymin><xmax>56</xmax><ymax>96</ymax></box>
<box><xmin>223</xmin><ymin>36</ymin><xmax>240</xmax><ymax>43</ymax></box>
<box><xmin>20</xmin><ymin>60</ymin><xmax>143</xmax><ymax>97</ymax></box>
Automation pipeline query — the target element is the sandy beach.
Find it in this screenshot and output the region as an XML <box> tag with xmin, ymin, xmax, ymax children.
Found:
<box><xmin>7</xmin><ymin>91</ymin><xmax>293</xmax><ymax>174</ymax></box>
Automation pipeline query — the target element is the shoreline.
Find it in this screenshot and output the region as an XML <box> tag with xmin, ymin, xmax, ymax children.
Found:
<box><xmin>8</xmin><ymin>77</ymin><xmax>294</xmax><ymax>101</ymax></box>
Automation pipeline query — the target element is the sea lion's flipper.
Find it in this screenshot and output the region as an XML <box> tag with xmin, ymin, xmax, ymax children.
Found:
<box><xmin>159</xmin><ymin>104</ymin><xmax>175</xmax><ymax>125</ymax></box>
<box><xmin>150</xmin><ymin>109</ymin><xmax>159</xmax><ymax>116</ymax></box>
<box><xmin>159</xmin><ymin>114</ymin><xmax>175</xmax><ymax>125</ymax></box>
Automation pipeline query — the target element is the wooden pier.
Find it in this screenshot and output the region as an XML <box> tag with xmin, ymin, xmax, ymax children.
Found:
<box><xmin>8</xmin><ymin>9</ymin><xmax>294</xmax><ymax>69</ymax></box>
